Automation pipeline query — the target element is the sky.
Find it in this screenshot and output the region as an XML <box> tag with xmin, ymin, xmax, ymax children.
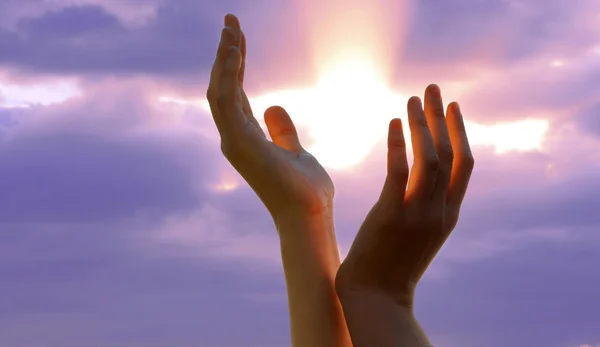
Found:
<box><xmin>1</xmin><ymin>0</ymin><xmax>599</xmax><ymax>346</ymax></box>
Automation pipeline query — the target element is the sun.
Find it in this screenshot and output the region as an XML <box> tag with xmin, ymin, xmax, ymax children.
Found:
<box><xmin>249</xmin><ymin>58</ymin><xmax>408</xmax><ymax>170</ymax></box>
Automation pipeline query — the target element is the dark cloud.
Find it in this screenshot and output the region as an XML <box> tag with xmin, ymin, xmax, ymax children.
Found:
<box><xmin>0</xmin><ymin>3</ymin><xmax>216</xmax><ymax>75</ymax></box>
<box><xmin>17</xmin><ymin>5</ymin><xmax>122</xmax><ymax>37</ymax></box>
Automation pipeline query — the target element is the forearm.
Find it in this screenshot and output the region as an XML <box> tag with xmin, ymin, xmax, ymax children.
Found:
<box><xmin>337</xmin><ymin>289</ymin><xmax>431</xmax><ymax>347</ymax></box>
<box><xmin>276</xmin><ymin>212</ymin><xmax>352</xmax><ymax>347</ymax></box>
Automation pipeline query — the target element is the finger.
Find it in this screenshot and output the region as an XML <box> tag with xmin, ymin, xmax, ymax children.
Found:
<box><xmin>406</xmin><ymin>96</ymin><xmax>439</xmax><ymax>201</ymax></box>
<box><xmin>380</xmin><ymin>118</ymin><xmax>409</xmax><ymax>205</ymax></box>
<box><xmin>223</xmin><ymin>18</ymin><xmax>263</xmax><ymax>137</ymax></box>
<box><xmin>446</xmin><ymin>102</ymin><xmax>475</xmax><ymax>210</ymax></box>
<box><xmin>237</xmin><ymin>30</ymin><xmax>264</xmax><ymax>136</ymax></box>
<box><xmin>216</xmin><ymin>46</ymin><xmax>247</xmax><ymax>133</ymax></box>
<box><xmin>424</xmin><ymin>84</ymin><xmax>453</xmax><ymax>203</ymax></box>
<box><xmin>225</xmin><ymin>13</ymin><xmax>241</xmax><ymax>45</ymax></box>
<box><xmin>264</xmin><ymin>106</ymin><xmax>303</xmax><ymax>152</ymax></box>
<box><xmin>207</xmin><ymin>25</ymin><xmax>237</xmax><ymax>112</ymax></box>
<box><xmin>240</xmin><ymin>30</ymin><xmax>247</xmax><ymax>85</ymax></box>
<box><xmin>240</xmin><ymin>89</ymin><xmax>265</xmax><ymax>137</ymax></box>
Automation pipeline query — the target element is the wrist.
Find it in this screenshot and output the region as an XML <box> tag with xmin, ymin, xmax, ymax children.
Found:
<box><xmin>276</xmin><ymin>206</ymin><xmax>340</xmax><ymax>274</ymax></box>
<box><xmin>271</xmin><ymin>199</ymin><xmax>334</xmax><ymax>228</ymax></box>
<box><xmin>336</xmin><ymin>288</ymin><xmax>430</xmax><ymax>347</ymax></box>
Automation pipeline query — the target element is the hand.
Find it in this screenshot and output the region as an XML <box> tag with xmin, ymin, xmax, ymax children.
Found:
<box><xmin>336</xmin><ymin>84</ymin><xmax>475</xmax><ymax>308</ymax></box>
<box><xmin>206</xmin><ymin>15</ymin><xmax>350</xmax><ymax>347</ymax></box>
<box><xmin>206</xmin><ymin>14</ymin><xmax>334</xmax><ymax>224</ymax></box>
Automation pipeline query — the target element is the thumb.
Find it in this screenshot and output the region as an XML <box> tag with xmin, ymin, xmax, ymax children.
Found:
<box><xmin>264</xmin><ymin>106</ymin><xmax>303</xmax><ymax>152</ymax></box>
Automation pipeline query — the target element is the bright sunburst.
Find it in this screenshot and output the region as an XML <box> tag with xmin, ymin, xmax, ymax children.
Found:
<box><xmin>250</xmin><ymin>58</ymin><xmax>408</xmax><ymax>169</ymax></box>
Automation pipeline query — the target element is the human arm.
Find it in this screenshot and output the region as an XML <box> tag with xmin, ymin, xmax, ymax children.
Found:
<box><xmin>278</xmin><ymin>212</ymin><xmax>350</xmax><ymax>347</ymax></box>
<box><xmin>205</xmin><ymin>14</ymin><xmax>351</xmax><ymax>347</ymax></box>
<box><xmin>335</xmin><ymin>84</ymin><xmax>475</xmax><ymax>347</ymax></box>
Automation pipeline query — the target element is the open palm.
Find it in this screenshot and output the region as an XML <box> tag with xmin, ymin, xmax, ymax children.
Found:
<box><xmin>206</xmin><ymin>14</ymin><xmax>333</xmax><ymax>222</ymax></box>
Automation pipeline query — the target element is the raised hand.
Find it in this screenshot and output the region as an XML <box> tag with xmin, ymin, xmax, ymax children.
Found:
<box><xmin>206</xmin><ymin>14</ymin><xmax>350</xmax><ymax>347</ymax></box>
<box><xmin>206</xmin><ymin>14</ymin><xmax>334</xmax><ymax>225</ymax></box>
<box><xmin>335</xmin><ymin>85</ymin><xmax>475</xmax><ymax>347</ymax></box>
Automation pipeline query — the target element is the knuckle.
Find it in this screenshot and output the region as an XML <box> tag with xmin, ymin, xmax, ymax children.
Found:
<box><xmin>432</xmin><ymin>103</ymin><xmax>445</xmax><ymax>117</ymax></box>
<box><xmin>438</xmin><ymin>143</ymin><xmax>454</xmax><ymax>162</ymax></box>
<box><xmin>417</xmin><ymin>116</ymin><xmax>429</xmax><ymax>128</ymax></box>
<box><xmin>206</xmin><ymin>88</ymin><xmax>216</xmax><ymax>103</ymax></box>
<box><xmin>462</xmin><ymin>153</ymin><xmax>475</xmax><ymax>172</ymax></box>
<box><xmin>424</xmin><ymin>155</ymin><xmax>439</xmax><ymax>172</ymax></box>
<box><xmin>428</xmin><ymin>214</ymin><xmax>445</xmax><ymax>229</ymax></box>
<box><xmin>390</xmin><ymin>137</ymin><xmax>406</xmax><ymax>148</ymax></box>
<box><xmin>394</xmin><ymin>168</ymin><xmax>410</xmax><ymax>182</ymax></box>
<box><xmin>220</xmin><ymin>141</ymin><xmax>230</xmax><ymax>158</ymax></box>
<box><xmin>390</xmin><ymin>162</ymin><xmax>409</xmax><ymax>181</ymax></box>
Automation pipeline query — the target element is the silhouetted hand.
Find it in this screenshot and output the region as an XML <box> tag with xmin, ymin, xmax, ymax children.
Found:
<box><xmin>206</xmin><ymin>14</ymin><xmax>334</xmax><ymax>224</ymax></box>
<box><xmin>335</xmin><ymin>85</ymin><xmax>474</xmax><ymax>346</ymax></box>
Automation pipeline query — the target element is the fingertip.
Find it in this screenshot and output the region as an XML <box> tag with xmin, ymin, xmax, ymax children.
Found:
<box><xmin>448</xmin><ymin>101</ymin><xmax>461</xmax><ymax>115</ymax></box>
<box><xmin>264</xmin><ymin>105</ymin><xmax>290</xmax><ymax>126</ymax></box>
<box><xmin>264</xmin><ymin>105</ymin><xmax>301</xmax><ymax>151</ymax></box>
<box><xmin>446</xmin><ymin>102</ymin><xmax>464</xmax><ymax>129</ymax></box>
<box><xmin>407</xmin><ymin>96</ymin><xmax>422</xmax><ymax>109</ymax></box>
<box><xmin>389</xmin><ymin>118</ymin><xmax>403</xmax><ymax>132</ymax></box>
<box><xmin>221</xmin><ymin>26</ymin><xmax>236</xmax><ymax>45</ymax></box>
<box><xmin>426</xmin><ymin>84</ymin><xmax>441</xmax><ymax>99</ymax></box>
<box><xmin>264</xmin><ymin>105</ymin><xmax>287</xmax><ymax>116</ymax></box>
<box><xmin>224</xmin><ymin>13</ymin><xmax>239</xmax><ymax>26</ymax></box>
<box><xmin>240</xmin><ymin>30</ymin><xmax>247</xmax><ymax>49</ymax></box>
<box><xmin>388</xmin><ymin>118</ymin><xmax>406</xmax><ymax>148</ymax></box>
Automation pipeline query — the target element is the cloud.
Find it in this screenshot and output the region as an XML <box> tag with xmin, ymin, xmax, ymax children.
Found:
<box><xmin>0</xmin><ymin>78</ymin><xmax>220</xmax><ymax>223</ymax></box>
<box><xmin>0</xmin><ymin>0</ymin><xmax>161</xmax><ymax>29</ymax></box>
<box><xmin>0</xmin><ymin>0</ymin><xmax>306</xmax><ymax>89</ymax></box>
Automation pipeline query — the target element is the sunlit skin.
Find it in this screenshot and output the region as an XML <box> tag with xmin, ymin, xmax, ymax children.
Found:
<box><xmin>206</xmin><ymin>14</ymin><xmax>351</xmax><ymax>347</ymax></box>
<box><xmin>335</xmin><ymin>86</ymin><xmax>475</xmax><ymax>347</ymax></box>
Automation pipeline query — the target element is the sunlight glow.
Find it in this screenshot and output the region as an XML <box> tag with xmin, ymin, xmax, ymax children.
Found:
<box><xmin>0</xmin><ymin>81</ymin><xmax>80</xmax><ymax>108</ymax></box>
<box><xmin>467</xmin><ymin>119</ymin><xmax>549</xmax><ymax>154</ymax></box>
<box><xmin>213</xmin><ymin>181</ymin><xmax>239</xmax><ymax>192</ymax></box>
<box><xmin>250</xmin><ymin>59</ymin><xmax>408</xmax><ymax>169</ymax></box>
